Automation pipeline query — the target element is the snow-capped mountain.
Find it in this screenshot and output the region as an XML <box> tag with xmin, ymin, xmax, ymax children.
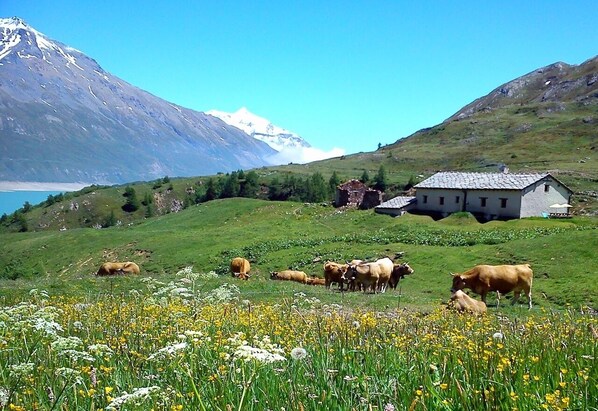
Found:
<box><xmin>206</xmin><ymin>107</ymin><xmax>310</xmax><ymax>152</ymax></box>
<box><xmin>0</xmin><ymin>17</ymin><xmax>276</xmax><ymax>184</ymax></box>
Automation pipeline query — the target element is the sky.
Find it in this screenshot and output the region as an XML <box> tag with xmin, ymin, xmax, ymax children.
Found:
<box><xmin>3</xmin><ymin>0</ymin><xmax>598</xmax><ymax>158</ymax></box>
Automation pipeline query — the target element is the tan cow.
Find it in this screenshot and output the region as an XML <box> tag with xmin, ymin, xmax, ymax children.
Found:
<box><xmin>230</xmin><ymin>257</ymin><xmax>251</xmax><ymax>280</ymax></box>
<box><xmin>451</xmin><ymin>264</ymin><xmax>533</xmax><ymax>309</ymax></box>
<box><xmin>375</xmin><ymin>257</ymin><xmax>394</xmax><ymax>293</ymax></box>
<box><xmin>323</xmin><ymin>261</ymin><xmax>349</xmax><ymax>290</ymax></box>
<box><xmin>270</xmin><ymin>270</ymin><xmax>308</xmax><ymax>284</ymax></box>
<box><xmin>96</xmin><ymin>261</ymin><xmax>140</xmax><ymax>276</ymax></box>
<box><xmin>306</xmin><ymin>277</ymin><xmax>326</xmax><ymax>286</ymax></box>
<box><xmin>343</xmin><ymin>262</ymin><xmax>381</xmax><ymax>293</ymax></box>
<box><xmin>388</xmin><ymin>263</ymin><xmax>415</xmax><ymax>290</ymax></box>
<box><xmin>448</xmin><ymin>290</ymin><xmax>487</xmax><ymax>314</ymax></box>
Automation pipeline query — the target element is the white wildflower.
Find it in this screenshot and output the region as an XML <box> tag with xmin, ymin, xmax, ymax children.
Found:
<box><xmin>73</xmin><ymin>321</ymin><xmax>83</xmax><ymax>330</ymax></box>
<box><xmin>87</xmin><ymin>344</ymin><xmax>114</xmax><ymax>357</ymax></box>
<box><xmin>352</xmin><ymin>321</ymin><xmax>360</xmax><ymax>329</ymax></box>
<box><xmin>384</xmin><ymin>404</ymin><xmax>396</xmax><ymax>411</ymax></box>
<box><xmin>55</xmin><ymin>367</ymin><xmax>83</xmax><ymax>385</ymax></box>
<box><xmin>147</xmin><ymin>342</ymin><xmax>188</xmax><ymax>361</ymax></box>
<box><xmin>204</xmin><ymin>283</ymin><xmax>240</xmax><ymax>304</ymax></box>
<box><xmin>290</xmin><ymin>347</ymin><xmax>308</xmax><ymax>360</ymax></box>
<box><xmin>33</xmin><ymin>317</ymin><xmax>63</xmax><ymax>337</ymax></box>
<box><xmin>51</xmin><ymin>336</ymin><xmax>83</xmax><ymax>352</ymax></box>
<box><xmin>234</xmin><ymin>345</ymin><xmax>286</xmax><ymax>364</ymax></box>
<box><xmin>493</xmin><ymin>332</ymin><xmax>504</xmax><ymax>340</ymax></box>
<box><xmin>0</xmin><ymin>386</ymin><xmax>8</xmax><ymax>407</ymax></box>
<box><xmin>9</xmin><ymin>362</ymin><xmax>35</xmax><ymax>380</ymax></box>
<box><xmin>58</xmin><ymin>349</ymin><xmax>95</xmax><ymax>362</ymax></box>
<box><xmin>105</xmin><ymin>386</ymin><xmax>161</xmax><ymax>410</ymax></box>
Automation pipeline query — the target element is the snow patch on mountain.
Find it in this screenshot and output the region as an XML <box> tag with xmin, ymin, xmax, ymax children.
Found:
<box><xmin>206</xmin><ymin>107</ymin><xmax>309</xmax><ymax>151</ymax></box>
<box><xmin>206</xmin><ymin>107</ymin><xmax>345</xmax><ymax>164</ymax></box>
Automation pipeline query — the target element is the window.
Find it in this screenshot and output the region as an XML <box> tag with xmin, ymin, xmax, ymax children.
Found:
<box><xmin>423</xmin><ymin>195</ymin><xmax>428</xmax><ymax>204</ymax></box>
<box><xmin>455</xmin><ymin>196</ymin><xmax>460</xmax><ymax>204</ymax></box>
<box><xmin>480</xmin><ymin>197</ymin><xmax>487</xmax><ymax>207</ymax></box>
<box><xmin>439</xmin><ymin>196</ymin><xmax>445</xmax><ymax>205</ymax></box>
<box><xmin>500</xmin><ymin>198</ymin><xmax>508</xmax><ymax>208</ymax></box>
<box><xmin>544</xmin><ymin>184</ymin><xmax>550</xmax><ymax>193</ymax></box>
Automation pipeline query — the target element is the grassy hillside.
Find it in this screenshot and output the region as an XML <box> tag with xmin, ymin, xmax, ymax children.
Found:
<box><xmin>1</xmin><ymin>198</ymin><xmax>596</xmax><ymax>310</ymax></box>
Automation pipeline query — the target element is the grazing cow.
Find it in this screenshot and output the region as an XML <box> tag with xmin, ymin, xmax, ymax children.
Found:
<box><xmin>448</xmin><ymin>290</ymin><xmax>487</xmax><ymax>314</ymax></box>
<box><xmin>270</xmin><ymin>270</ymin><xmax>308</xmax><ymax>284</ymax></box>
<box><xmin>388</xmin><ymin>263</ymin><xmax>415</xmax><ymax>290</ymax></box>
<box><xmin>323</xmin><ymin>261</ymin><xmax>349</xmax><ymax>290</ymax></box>
<box><xmin>96</xmin><ymin>261</ymin><xmax>140</xmax><ymax>276</ymax></box>
<box><xmin>343</xmin><ymin>262</ymin><xmax>381</xmax><ymax>293</ymax></box>
<box><xmin>230</xmin><ymin>257</ymin><xmax>251</xmax><ymax>280</ymax></box>
<box><xmin>306</xmin><ymin>277</ymin><xmax>326</xmax><ymax>286</ymax></box>
<box><xmin>451</xmin><ymin>264</ymin><xmax>533</xmax><ymax>309</ymax></box>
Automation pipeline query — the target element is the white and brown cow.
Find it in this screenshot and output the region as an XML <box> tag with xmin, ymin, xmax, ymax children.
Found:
<box><xmin>323</xmin><ymin>261</ymin><xmax>349</xmax><ymax>290</ymax></box>
<box><xmin>451</xmin><ymin>264</ymin><xmax>533</xmax><ymax>309</ymax></box>
<box><xmin>388</xmin><ymin>262</ymin><xmax>414</xmax><ymax>290</ymax></box>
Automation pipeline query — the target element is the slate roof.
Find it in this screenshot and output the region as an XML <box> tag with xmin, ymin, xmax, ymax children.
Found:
<box><xmin>376</xmin><ymin>196</ymin><xmax>416</xmax><ymax>209</ymax></box>
<box><xmin>414</xmin><ymin>172</ymin><xmax>551</xmax><ymax>190</ymax></box>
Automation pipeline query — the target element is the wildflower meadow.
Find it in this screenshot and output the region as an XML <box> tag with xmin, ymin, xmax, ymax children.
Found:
<box><xmin>0</xmin><ymin>267</ymin><xmax>596</xmax><ymax>410</ymax></box>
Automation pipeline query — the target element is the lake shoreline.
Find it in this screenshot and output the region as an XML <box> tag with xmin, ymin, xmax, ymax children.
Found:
<box><xmin>0</xmin><ymin>181</ymin><xmax>91</xmax><ymax>192</ymax></box>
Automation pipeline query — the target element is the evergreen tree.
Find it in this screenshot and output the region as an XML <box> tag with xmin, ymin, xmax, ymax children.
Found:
<box><xmin>240</xmin><ymin>170</ymin><xmax>260</xmax><ymax>198</ymax></box>
<box><xmin>360</xmin><ymin>169</ymin><xmax>370</xmax><ymax>184</ymax></box>
<box><xmin>103</xmin><ymin>210</ymin><xmax>117</xmax><ymax>228</ymax></box>
<box><xmin>268</xmin><ymin>177</ymin><xmax>284</xmax><ymax>201</ymax></box>
<box><xmin>16</xmin><ymin>213</ymin><xmax>28</xmax><ymax>232</ymax></box>
<box><xmin>203</xmin><ymin>178</ymin><xmax>218</xmax><ymax>202</ymax></box>
<box><xmin>141</xmin><ymin>192</ymin><xmax>153</xmax><ymax>206</ymax></box>
<box><xmin>221</xmin><ymin>172</ymin><xmax>240</xmax><ymax>198</ymax></box>
<box><xmin>328</xmin><ymin>171</ymin><xmax>340</xmax><ymax>195</ymax></box>
<box><xmin>122</xmin><ymin>187</ymin><xmax>140</xmax><ymax>212</ymax></box>
<box><xmin>308</xmin><ymin>172</ymin><xmax>328</xmax><ymax>202</ymax></box>
<box><xmin>373</xmin><ymin>165</ymin><xmax>388</xmax><ymax>192</ymax></box>
<box><xmin>22</xmin><ymin>201</ymin><xmax>32</xmax><ymax>213</ymax></box>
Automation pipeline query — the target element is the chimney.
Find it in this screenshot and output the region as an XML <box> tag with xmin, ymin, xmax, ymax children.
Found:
<box><xmin>498</xmin><ymin>164</ymin><xmax>509</xmax><ymax>174</ymax></box>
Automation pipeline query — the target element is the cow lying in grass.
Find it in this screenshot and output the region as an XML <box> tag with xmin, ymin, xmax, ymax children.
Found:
<box><xmin>270</xmin><ymin>270</ymin><xmax>308</xmax><ymax>284</ymax></box>
<box><xmin>96</xmin><ymin>261</ymin><xmax>140</xmax><ymax>276</ymax></box>
<box><xmin>448</xmin><ymin>290</ymin><xmax>487</xmax><ymax>314</ymax></box>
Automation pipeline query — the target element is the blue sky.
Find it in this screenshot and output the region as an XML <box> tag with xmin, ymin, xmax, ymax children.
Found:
<box><xmin>4</xmin><ymin>0</ymin><xmax>598</xmax><ymax>156</ymax></box>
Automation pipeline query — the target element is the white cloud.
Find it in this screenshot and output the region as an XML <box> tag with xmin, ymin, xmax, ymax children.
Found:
<box><xmin>268</xmin><ymin>146</ymin><xmax>345</xmax><ymax>165</ymax></box>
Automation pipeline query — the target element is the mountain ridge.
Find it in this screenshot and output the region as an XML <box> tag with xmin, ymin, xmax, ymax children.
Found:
<box><xmin>0</xmin><ymin>17</ymin><xmax>276</xmax><ymax>184</ymax></box>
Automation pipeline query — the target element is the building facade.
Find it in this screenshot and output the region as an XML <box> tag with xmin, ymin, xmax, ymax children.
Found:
<box><xmin>375</xmin><ymin>172</ymin><xmax>573</xmax><ymax>220</ymax></box>
<box><xmin>412</xmin><ymin>172</ymin><xmax>572</xmax><ymax>220</ymax></box>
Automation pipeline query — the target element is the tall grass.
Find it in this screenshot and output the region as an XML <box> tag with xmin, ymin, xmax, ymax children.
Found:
<box><xmin>1</xmin><ymin>270</ymin><xmax>596</xmax><ymax>411</ymax></box>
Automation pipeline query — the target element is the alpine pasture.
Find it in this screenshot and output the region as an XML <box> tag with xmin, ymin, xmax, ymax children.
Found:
<box><xmin>0</xmin><ymin>198</ymin><xmax>597</xmax><ymax>410</ymax></box>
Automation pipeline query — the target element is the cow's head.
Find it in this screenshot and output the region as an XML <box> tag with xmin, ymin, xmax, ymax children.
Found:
<box><xmin>270</xmin><ymin>271</ymin><xmax>278</xmax><ymax>280</ymax></box>
<box><xmin>341</xmin><ymin>265</ymin><xmax>357</xmax><ymax>283</ymax></box>
<box><xmin>450</xmin><ymin>273</ymin><xmax>466</xmax><ymax>292</ymax></box>
<box><xmin>399</xmin><ymin>262</ymin><xmax>414</xmax><ymax>277</ymax></box>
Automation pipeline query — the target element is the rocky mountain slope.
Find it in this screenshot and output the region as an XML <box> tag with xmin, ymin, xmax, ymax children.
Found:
<box><xmin>446</xmin><ymin>56</ymin><xmax>598</xmax><ymax>122</ymax></box>
<box><xmin>0</xmin><ymin>17</ymin><xmax>276</xmax><ymax>184</ymax></box>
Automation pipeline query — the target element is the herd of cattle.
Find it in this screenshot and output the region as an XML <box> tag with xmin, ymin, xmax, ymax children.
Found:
<box><xmin>96</xmin><ymin>257</ymin><xmax>534</xmax><ymax>313</ymax></box>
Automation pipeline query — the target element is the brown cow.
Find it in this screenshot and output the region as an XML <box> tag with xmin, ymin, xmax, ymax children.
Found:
<box><xmin>230</xmin><ymin>257</ymin><xmax>251</xmax><ymax>280</ymax></box>
<box><xmin>270</xmin><ymin>270</ymin><xmax>308</xmax><ymax>284</ymax></box>
<box><xmin>448</xmin><ymin>290</ymin><xmax>487</xmax><ymax>314</ymax></box>
<box><xmin>451</xmin><ymin>264</ymin><xmax>533</xmax><ymax>309</ymax></box>
<box><xmin>323</xmin><ymin>261</ymin><xmax>348</xmax><ymax>290</ymax></box>
<box><xmin>306</xmin><ymin>277</ymin><xmax>326</xmax><ymax>286</ymax></box>
<box><xmin>96</xmin><ymin>262</ymin><xmax>140</xmax><ymax>276</ymax></box>
<box><xmin>343</xmin><ymin>262</ymin><xmax>381</xmax><ymax>293</ymax></box>
<box><xmin>388</xmin><ymin>262</ymin><xmax>414</xmax><ymax>290</ymax></box>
